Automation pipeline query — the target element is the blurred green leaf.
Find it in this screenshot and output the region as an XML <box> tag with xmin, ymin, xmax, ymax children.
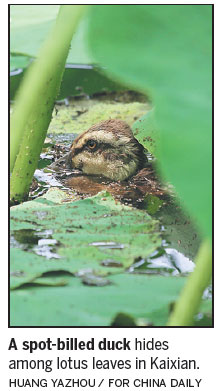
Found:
<box><xmin>10</xmin><ymin>273</ymin><xmax>184</xmax><ymax>326</ymax></box>
<box><xmin>10</xmin><ymin>4</ymin><xmax>92</xmax><ymax>64</ymax></box>
<box><xmin>10</xmin><ymin>5</ymin><xmax>59</xmax><ymax>56</ymax></box>
<box><xmin>10</xmin><ymin>273</ymin><xmax>211</xmax><ymax>326</ymax></box>
<box><xmin>87</xmin><ymin>5</ymin><xmax>212</xmax><ymax>239</ymax></box>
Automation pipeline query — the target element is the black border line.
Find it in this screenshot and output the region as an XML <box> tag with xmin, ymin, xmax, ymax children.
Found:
<box><xmin>8</xmin><ymin>3</ymin><xmax>214</xmax><ymax>329</ymax></box>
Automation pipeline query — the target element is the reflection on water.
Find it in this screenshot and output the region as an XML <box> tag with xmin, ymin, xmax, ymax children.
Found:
<box><xmin>10</xmin><ymin>228</ymin><xmax>61</xmax><ymax>260</ymax></box>
<box><xmin>128</xmin><ymin>245</ymin><xmax>195</xmax><ymax>276</ymax></box>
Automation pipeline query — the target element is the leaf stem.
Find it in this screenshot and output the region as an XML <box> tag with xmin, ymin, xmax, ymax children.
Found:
<box><xmin>10</xmin><ymin>5</ymin><xmax>86</xmax><ymax>204</ymax></box>
<box><xmin>167</xmin><ymin>239</ymin><xmax>212</xmax><ymax>326</ymax></box>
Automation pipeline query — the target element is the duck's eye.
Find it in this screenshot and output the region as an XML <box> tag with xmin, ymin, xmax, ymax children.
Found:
<box><xmin>87</xmin><ymin>140</ymin><xmax>97</xmax><ymax>150</ymax></box>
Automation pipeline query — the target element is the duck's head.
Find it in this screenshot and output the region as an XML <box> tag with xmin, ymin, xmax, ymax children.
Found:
<box><xmin>64</xmin><ymin>119</ymin><xmax>147</xmax><ymax>181</ymax></box>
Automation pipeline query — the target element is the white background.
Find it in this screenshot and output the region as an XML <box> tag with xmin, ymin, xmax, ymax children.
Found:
<box><xmin>3</xmin><ymin>329</ymin><xmax>219</xmax><ymax>389</ymax></box>
<box><xmin>3</xmin><ymin>0</ymin><xmax>218</xmax><ymax>390</ymax></box>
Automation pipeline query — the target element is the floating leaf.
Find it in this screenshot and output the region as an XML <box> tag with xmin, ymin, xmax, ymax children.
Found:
<box><xmin>10</xmin><ymin>192</ymin><xmax>161</xmax><ymax>289</ymax></box>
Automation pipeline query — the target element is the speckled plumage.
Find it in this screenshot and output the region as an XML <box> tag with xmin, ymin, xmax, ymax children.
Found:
<box><xmin>50</xmin><ymin>119</ymin><xmax>164</xmax><ymax>206</ymax></box>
